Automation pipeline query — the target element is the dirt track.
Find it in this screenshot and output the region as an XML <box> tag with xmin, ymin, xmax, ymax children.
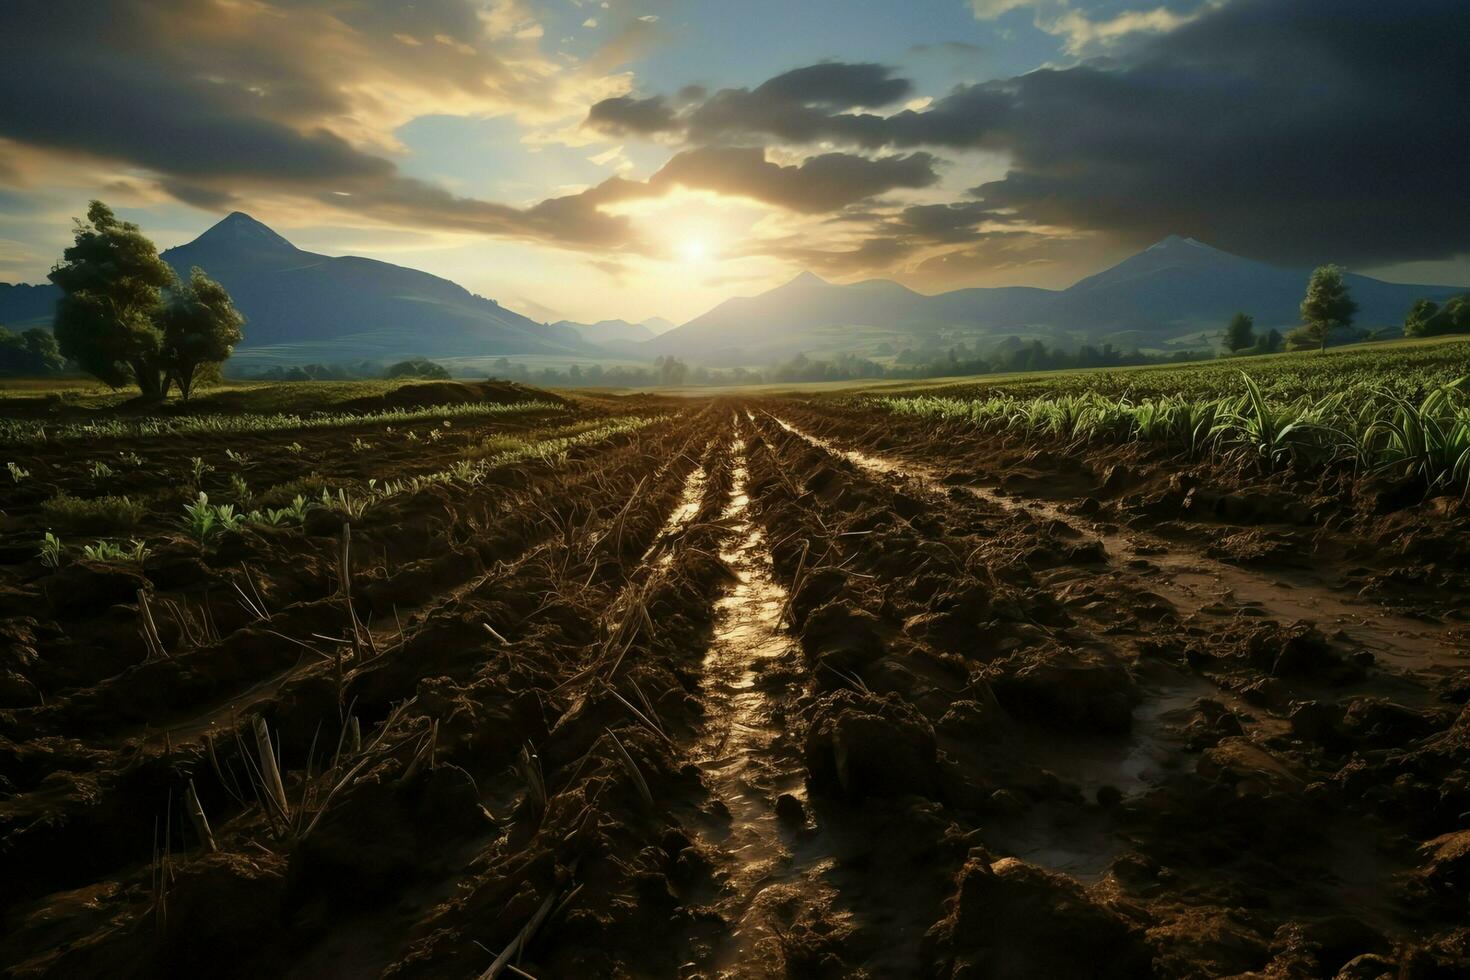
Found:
<box><xmin>3</xmin><ymin>396</ymin><xmax>1470</xmax><ymax>977</ymax></box>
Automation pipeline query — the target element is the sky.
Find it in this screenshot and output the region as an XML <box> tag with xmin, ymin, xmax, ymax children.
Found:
<box><xmin>0</xmin><ymin>0</ymin><xmax>1466</xmax><ymax>326</ymax></box>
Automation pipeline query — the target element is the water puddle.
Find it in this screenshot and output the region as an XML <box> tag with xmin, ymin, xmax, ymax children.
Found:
<box><xmin>642</xmin><ymin>462</ymin><xmax>708</xmax><ymax>566</ymax></box>
<box><xmin>693</xmin><ymin>436</ymin><xmax>836</xmax><ymax>975</ymax></box>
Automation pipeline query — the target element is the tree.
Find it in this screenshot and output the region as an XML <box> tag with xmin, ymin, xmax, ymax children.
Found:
<box><xmin>0</xmin><ymin>327</ymin><xmax>65</xmax><ymax>376</ymax></box>
<box><xmin>1222</xmin><ymin>312</ymin><xmax>1256</xmax><ymax>353</ymax></box>
<box><xmin>1253</xmin><ymin>327</ymin><xmax>1284</xmax><ymax>355</ymax></box>
<box><xmin>1298</xmin><ymin>264</ymin><xmax>1358</xmax><ymax>351</ymax></box>
<box><xmin>1405</xmin><ymin>295</ymin><xmax>1470</xmax><ymax>338</ymax></box>
<box><xmin>161</xmin><ymin>267</ymin><xmax>245</xmax><ymax>400</ymax></box>
<box><xmin>383</xmin><ymin>358</ymin><xmax>450</xmax><ymax>380</ymax></box>
<box><xmin>655</xmin><ymin>355</ymin><xmax>688</xmax><ymax>386</ymax></box>
<box><xmin>48</xmin><ymin>201</ymin><xmax>176</xmax><ymax>397</ymax></box>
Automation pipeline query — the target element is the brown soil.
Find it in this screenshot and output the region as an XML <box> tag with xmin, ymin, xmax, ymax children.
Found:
<box><xmin>3</xmin><ymin>395</ymin><xmax>1469</xmax><ymax>978</ymax></box>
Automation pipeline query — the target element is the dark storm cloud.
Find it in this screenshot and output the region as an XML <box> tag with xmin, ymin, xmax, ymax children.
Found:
<box><xmin>586</xmin><ymin>63</ymin><xmax>917</xmax><ymax>147</ymax></box>
<box><xmin>649</xmin><ymin>148</ymin><xmax>939</xmax><ymax>213</ymax></box>
<box><xmin>591</xmin><ymin>0</ymin><xmax>1470</xmax><ymax>266</ymax></box>
<box><xmin>749</xmin><ymin>63</ymin><xmax>913</xmax><ymax>108</ymax></box>
<box><xmin>586</xmin><ymin>96</ymin><xmax>680</xmax><ymax>136</ymax></box>
<box><xmin>888</xmin><ymin>201</ymin><xmax>1012</xmax><ymax>244</ymax></box>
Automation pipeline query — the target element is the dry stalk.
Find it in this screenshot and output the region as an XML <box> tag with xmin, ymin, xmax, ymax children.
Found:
<box><xmin>137</xmin><ymin>589</ymin><xmax>168</xmax><ymax>660</ymax></box>
<box><xmin>184</xmin><ymin>778</ymin><xmax>217</xmax><ymax>852</ymax></box>
<box><xmin>604</xmin><ymin>728</ymin><xmax>653</xmax><ymax>807</ymax></box>
<box><xmin>252</xmin><ymin>715</ymin><xmax>291</xmax><ymax>822</ymax></box>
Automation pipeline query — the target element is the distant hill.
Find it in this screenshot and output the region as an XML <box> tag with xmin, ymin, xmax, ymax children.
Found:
<box><xmin>554</xmin><ymin>318</ymin><xmax>657</xmax><ymax>344</ymax></box>
<box><xmin>0</xmin><ymin>212</ymin><xmax>593</xmax><ymax>366</ymax></box>
<box><xmin>0</xmin><ymin>283</ymin><xmax>59</xmax><ymax>331</ymax></box>
<box><xmin>649</xmin><ymin>236</ymin><xmax>1463</xmax><ymax>364</ymax></box>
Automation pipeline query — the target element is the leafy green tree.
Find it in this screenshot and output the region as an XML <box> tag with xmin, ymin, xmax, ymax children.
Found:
<box><xmin>1405</xmin><ymin>295</ymin><xmax>1470</xmax><ymax>338</ymax></box>
<box><xmin>1298</xmin><ymin>264</ymin><xmax>1358</xmax><ymax>351</ymax></box>
<box><xmin>160</xmin><ymin>267</ymin><xmax>244</xmax><ymax>400</ymax></box>
<box><xmin>1222</xmin><ymin>312</ymin><xmax>1256</xmax><ymax>353</ymax></box>
<box><xmin>384</xmin><ymin>358</ymin><xmax>450</xmax><ymax>380</ymax></box>
<box><xmin>48</xmin><ymin>201</ymin><xmax>177</xmax><ymax>397</ymax></box>
<box><xmin>1253</xmin><ymin>327</ymin><xmax>1284</xmax><ymax>355</ymax></box>
<box><xmin>0</xmin><ymin>327</ymin><xmax>65</xmax><ymax>376</ymax></box>
<box><xmin>1404</xmin><ymin>298</ymin><xmax>1440</xmax><ymax>337</ymax></box>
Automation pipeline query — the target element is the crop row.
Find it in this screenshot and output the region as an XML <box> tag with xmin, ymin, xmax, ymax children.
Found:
<box><xmin>37</xmin><ymin>416</ymin><xmax>658</xmax><ymax>564</ymax></box>
<box><xmin>891</xmin><ymin>337</ymin><xmax>1470</xmax><ymax>405</ymax></box>
<box><xmin>880</xmin><ymin>375</ymin><xmax>1470</xmax><ymax>492</ymax></box>
<box><xmin>0</xmin><ymin>398</ymin><xmax>565</xmax><ymax>445</ymax></box>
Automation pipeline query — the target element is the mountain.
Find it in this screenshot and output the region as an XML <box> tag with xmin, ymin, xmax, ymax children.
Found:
<box><xmin>162</xmin><ymin>213</ymin><xmax>589</xmax><ymax>362</ymax></box>
<box><xmin>649</xmin><ymin>236</ymin><xmax>1464</xmax><ymax>364</ymax></box>
<box><xmin>0</xmin><ymin>212</ymin><xmax>591</xmax><ymax>365</ymax></box>
<box><xmin>554</xmin><ymin>318</ymin><xmax>658</xmax><ymax>345</ymax></box>
<box><xmin>1041</xmin><ymin>235</ymin><xmax>1456</xmax><ymax>341</ymax></box>
<box><xmin>650</xmin><ymin>272</ymin><xmax>970</xmax><ymax>364</ymax></box>
<box><xmin>0</xmin><ymin>283</ymin><xmax>58</xmax><ymax>331</ymax></box>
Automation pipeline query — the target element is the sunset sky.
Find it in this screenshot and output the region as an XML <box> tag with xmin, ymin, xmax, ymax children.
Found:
<box><xmin>1</xmin><ymin>0</ymin><xmax>1466</xmax><ymax>325</ymax></box>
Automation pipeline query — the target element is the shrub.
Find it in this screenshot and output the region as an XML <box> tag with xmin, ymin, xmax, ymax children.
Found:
<box><xmin>40</xmin><ymin>492</ymin><xmax>148</xmax><ymax>532</ymax></box>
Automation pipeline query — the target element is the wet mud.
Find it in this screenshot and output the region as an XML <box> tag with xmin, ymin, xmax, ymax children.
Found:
<box><xmin>2</xmin><ymin>393</ymin><xmax>1470</xmax><ymax>977</ymax></box>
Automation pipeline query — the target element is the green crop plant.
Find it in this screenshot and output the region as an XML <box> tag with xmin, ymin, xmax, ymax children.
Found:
<box><xmin>879</xmin><ymin>370</ymin><xmax>1470</xmax><ymax>495</ymax></box>
<box><xmin>0</xmin><ymin>398</ymin><xmax>563</xmax><ymax>446</ymax></box>
<box><xmin>40</xmin><ymin>492</ymin><xmax>148</xmax><ymax>532</ymax></box>
<box><xmin>230</xmin><ymin>473</ymin><xmax>254</xmax><ymax>508</ymax></box>
<box><xmin>83</xmin><ymin>538</ymin><xmax>151</xmax><ymax>564</ymax></box>
<box><xmin>183</xmin><ymin>492</ymin><xmax>245</xmax><ymax>543</ymax></box>
<box><xmin>1366</xmin><ymin>381</ymin><xmax>1470</xmax><ymax>495</ymax></box>
<box><xmin>38</xmin><ymin>532</ymin><xmax>64</xmax><ymax>568</ymax></box>
<box><xmin>7</xmin><ymin>461</ymin><xmax>29</xmax><ymax>482</ymax></box>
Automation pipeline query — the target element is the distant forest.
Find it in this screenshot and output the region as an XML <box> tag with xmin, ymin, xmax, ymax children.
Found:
<box><xmin>248</xmin><ymin>338</ymin><xmax>1232</xmax><ymax>388</ymax></box>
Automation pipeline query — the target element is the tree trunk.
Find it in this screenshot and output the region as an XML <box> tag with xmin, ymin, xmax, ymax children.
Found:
<box><xmin>177</xmin><ymin>364</ymin><xmax>194</xmax><ymax>402</ymax></box>
<box><xmin>131</xmin><ymin>358</ymin><xmax>164</xmax><ymax>400</ymax></box>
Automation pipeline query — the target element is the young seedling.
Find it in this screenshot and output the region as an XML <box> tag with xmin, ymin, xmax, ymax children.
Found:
<box><xmin>38</xmin><ymin>531</ymin><xmax>64</xmax><ymax>568</ymax></box>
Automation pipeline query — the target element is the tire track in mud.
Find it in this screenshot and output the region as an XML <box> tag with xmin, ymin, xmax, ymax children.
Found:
<box><xmin>747</xmin><ymin>410</ymin><xmax>1401</xmax><ymax>899</ymax></box>
<box><xmin>687</xmin><ymin>426</ymin><xmax>840</xmax><ymax>975</ymax></box>
<box><xmin>764</xmin><ymin>411</ymin><xmax>1464</xmax><ymax>683</ymax></box>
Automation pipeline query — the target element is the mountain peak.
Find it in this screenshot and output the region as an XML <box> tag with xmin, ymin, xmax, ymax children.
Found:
<box><xmin>1147</xmin><ymin>234</ymin><xmax>1215</xmax><ymax>252</ymax></box>
<box><xmin>190</xmin><ymin>211</ymin><xmax>297</xmax><ymax>252</ymax></box>
<box><xmin>788</xmin><ymin>270</ymin><xmax>827</xmax><ymax>287</ymax></box>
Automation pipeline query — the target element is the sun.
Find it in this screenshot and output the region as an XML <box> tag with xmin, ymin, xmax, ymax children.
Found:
<box><xmin>679</xmin><ymin>239</ymin><xmax>707</xmax><ymax>262</ymax></box>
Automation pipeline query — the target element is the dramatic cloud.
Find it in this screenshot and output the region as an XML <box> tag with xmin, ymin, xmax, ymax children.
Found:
<box><xmin>0</xmin><ymin>0</ymin><xmax>648</xmax><ymax>249</ymax></box>
<box><xmin>595</xmin><ymin>0</ymin><xmax>1470</xmax><ymax>267</ymax></box>
<box><xmin>586</xmin><ymin>96</ymin><xmax>679</xmax><ymax>136</ymax></box>
<box><xmin>587</xmin><ymin>63</ymin><xmax>919</xmax><ymax>146</ymax></box>
<box><xmin>649</xmin><ymin>148</ymin><xmax>939</xmax><ymax>213</ymax></box>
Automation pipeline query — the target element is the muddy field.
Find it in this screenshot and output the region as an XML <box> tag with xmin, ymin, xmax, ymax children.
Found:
<box><xmin>2</xmin><ymin>388</ymin><xmax>1470</xmax><ymax>978</ymax></box>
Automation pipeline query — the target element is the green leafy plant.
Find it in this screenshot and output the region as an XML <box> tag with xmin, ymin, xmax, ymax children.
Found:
<box><xmin>7</xmin><ymin>461</ymin><xmax>28</xmax><ymax>482</ymax></box>
<box><xmin>183</xmin><ymin>492</ymin><xmax>244</xmax><ymax>543</ymax></box>
<box><xmin>90</xmin><ymin>461</ymin><xmax>115</xmax><ymax>479</ymax></box>
<box><xmin>38</xmin><ymin>531</ymin><xmax>64</xmax><ymax>568</ymax></box>
<box><xmin>83</xmin><ymin>538</ymin><xmax>151</xmax><ymax>564</ymax></box>
<box><xmin>40</xmin><ymin>492</ymin><xmax>147</xmax><ymax>532</ymax></box>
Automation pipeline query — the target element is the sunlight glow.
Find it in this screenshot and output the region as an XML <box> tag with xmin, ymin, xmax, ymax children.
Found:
<box><xmin>680</xmin><ymin>239</ymin><xmax>707</xmax><ymax>262</ymax></box>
